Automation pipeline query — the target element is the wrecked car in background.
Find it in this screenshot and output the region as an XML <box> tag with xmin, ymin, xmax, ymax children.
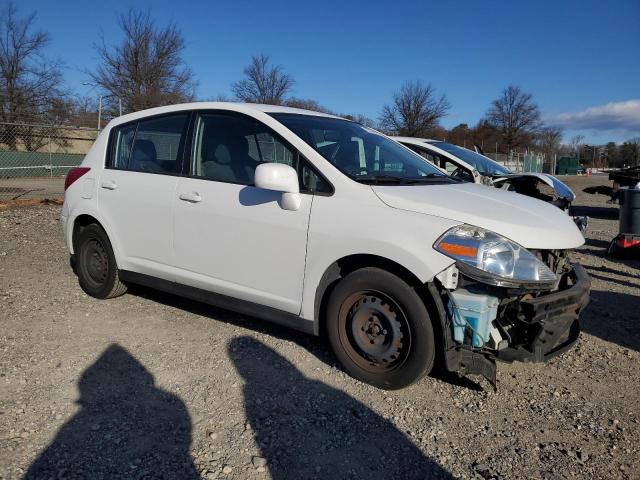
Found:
<box><xmin>394</xmin><ymin>137</ymin><xmax>588</xmax><ymax>232</ymax></box>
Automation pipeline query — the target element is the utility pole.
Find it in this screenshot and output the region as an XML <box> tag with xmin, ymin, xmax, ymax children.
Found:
<box><xmin>97</xmin><ymin>95</ymin><xmax>123</xmax><ymax>130</ymax></box>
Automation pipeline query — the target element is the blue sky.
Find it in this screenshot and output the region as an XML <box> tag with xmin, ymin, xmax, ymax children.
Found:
<box><xmin>19</xmin><ymin>0</ymin><xmax>640</xmax><ymax>144</ymax></box>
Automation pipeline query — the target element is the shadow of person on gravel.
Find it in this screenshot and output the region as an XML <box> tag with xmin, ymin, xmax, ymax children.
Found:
<box><xmin>230</xmin><ymin>336</ymin><xmax>453</xmax><ymax>480</ymax></box>
<box><xmin>128</xmin><ymin>283</ymin><xmax>336</xmax><ymax>365</ymax></box>
<box><xmin>24</xmin><ymin>344</ymin><xmax>198</xmax><ymax>480</ymax></box>
<box><xmin>127</xmin><ymin>285</ymin><xmax>481</xmax><ymax>391</ymax></box>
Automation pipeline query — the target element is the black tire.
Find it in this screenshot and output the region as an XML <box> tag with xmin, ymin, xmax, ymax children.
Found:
<box><xmin>326</xmin><ymin>267</ymin><xmax>435</xmax><ymax>390</ymax></box>
<box><xmin>75</xmin><ymin>223</ymin><xmax>128</xmax><ymax>299</ymax></box>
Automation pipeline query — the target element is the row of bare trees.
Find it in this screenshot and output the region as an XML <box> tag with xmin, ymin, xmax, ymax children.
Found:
<box><xmin>0</xmin><ymin>2</ymin><xmax>604</xmax><ymax>160</ymax></box>
<box><xmin>227</xmin><ymin>54</ymin><xmax>558</xmax><ymax>155</ymax></box>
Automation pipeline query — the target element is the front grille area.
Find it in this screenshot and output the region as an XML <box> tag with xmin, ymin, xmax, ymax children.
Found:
<box><xmin>531</xmin><ymin>249</ymin><xmax>572</xmax><ymax>276</ymax></box>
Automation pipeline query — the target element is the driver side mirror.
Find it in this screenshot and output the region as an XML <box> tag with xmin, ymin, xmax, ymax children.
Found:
<box><xmin>254</xmin><ymin>163</ymin><xmax>301</xmax><ymax>211</ymax></box>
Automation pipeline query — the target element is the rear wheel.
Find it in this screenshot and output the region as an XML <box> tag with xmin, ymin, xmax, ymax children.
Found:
<box><xmin>326</xmin><ymin>268</ymin><xmax>435</xmax><ymax>390</ymax></box>
<box><xmin>75</xmin><ymin>223</ymin><xmax>127</xmax><ymax>299</ymax></box>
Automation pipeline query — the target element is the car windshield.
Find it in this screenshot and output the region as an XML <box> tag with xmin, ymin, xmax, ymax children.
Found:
<box><xmin>270</xmin><ymin>113</ymin><xmax>454</xmax><ymax>184</ymax></box>
<box><xmin>431</xmin><ymin>142</ymin><xmax>512</xmax><ymax>176</ymax></box>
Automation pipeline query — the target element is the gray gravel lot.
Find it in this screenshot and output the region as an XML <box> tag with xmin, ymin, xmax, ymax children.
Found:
<box><xmin>0</xmin><ymin>178</ymin><xmax>65</xmax><ymax>201</ymax></box>
<box><xmin>0</xmin><ymin>175</ymin><xmax>639</xmax><ymax>479</ymax></box>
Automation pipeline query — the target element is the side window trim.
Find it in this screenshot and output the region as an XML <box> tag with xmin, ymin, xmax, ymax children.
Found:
<box><xmin>253</xmin><ymin>133</ymin><xmax>264</xmax><ymax>162</ymax></box>
<box><xmin>107</xmin><ymin>122</ymin><xmax>138</xmax><ymax>169</ymax></box>
<box><xmin>296</xmin><ymin>152</ymin><xmax>334</xmax><ymax>196</ymax></box>
<box><xmin>111</xmin><ymin>122</ymin><xmax>139</xmax><ymax>170</ymax></box>
<box><xmin>181</xmin><ymin>111</ymin><xmax>197</xmax><ymax>176</ymax></box>
<box><xmin>105</xmin><ymin>111</ymin><xmax>191</xmax><ymax>176</ymax></box>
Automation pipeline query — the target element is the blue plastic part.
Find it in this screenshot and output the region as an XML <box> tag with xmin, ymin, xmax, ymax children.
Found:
<box><xmin>449</xmin><ymin>289</ymin><xmax>499</xmax><ymax>347</ymax></box>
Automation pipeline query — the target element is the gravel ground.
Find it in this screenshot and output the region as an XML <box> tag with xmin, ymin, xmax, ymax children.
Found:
<box><xmin>0</xmin><ymin>175</ymin><xmax>638</xmax><ymax>480</ymax></box>
<box><xmin>0</xmin><ymin>178</ymin><xmax>65</xmax><ymax>201</ymax></box>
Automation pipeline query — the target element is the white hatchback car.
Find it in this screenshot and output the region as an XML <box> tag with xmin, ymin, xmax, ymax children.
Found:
<box><xmin>62</xmin><ymin>103</ymin><xmax>590</xmax><ymax>389</ymax></box>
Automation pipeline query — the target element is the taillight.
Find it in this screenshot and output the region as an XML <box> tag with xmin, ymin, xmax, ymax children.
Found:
<box><xmin>64</xmin><ymin>167</ymin><xmax>91</xmax><ymax>191</ymax></box>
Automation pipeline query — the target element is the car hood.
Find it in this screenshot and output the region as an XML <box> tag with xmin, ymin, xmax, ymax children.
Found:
<box><xmin>371</xmin><ymin>182</ymin><xmax>584</xmax><ymax>250</ymax></box>
<box><xmin>492</xmin><ymin>173</ymin><xmax>576</xmax><ymax>201</ymax></box>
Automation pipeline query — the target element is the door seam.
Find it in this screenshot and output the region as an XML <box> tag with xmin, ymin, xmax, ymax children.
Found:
<box><xmin>298</xmin><ymin>194</ymin><xmax>315</xmax><ymax>316</ymax></box>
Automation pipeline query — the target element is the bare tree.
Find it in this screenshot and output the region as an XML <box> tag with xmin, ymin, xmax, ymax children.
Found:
<box><xmin>485</xmin><ymin>85</ymin><xmax>541</xmax><ymax>153</ymax></box>
<box><xmin>378</xmin><ymin>81</ymin><xmax>450</xmax><ymax>137</ymax></box>
<box><xmin>89</xmin><ymin>8</ymin><xmax>196</xmax><ymax>115</ymax></box>
<box><xmin>284</xmin><ymin>97</ymin><xmax>329</xmax><ymax>113</ymax></box>
<box><xmin>282</xmin><ymin>98</ymin><xmax>376</xmax><ymax>128</ymax></box>
<box><xmin>232</xmin><ymin>54</ymin><xmax>295</xmax><ymax>105</ymax></box>
<box><xmin>0</xmin><ymin>2</ymin><xmax>66</xmax><ymax>150</ymax></box>
<box><xmin>570</xmin><ymin>134</ymin><xmax>585</xmax><ymax>157</ymax></box>
<box><xmin>341</xmin><ymin>113</ymin><xmax>376</xmax><ymax>129</ymax></box>
<box><xmin>536</xmin><ymin>126</ymin><xmax>563</xmax><ymax>161</ymax></box>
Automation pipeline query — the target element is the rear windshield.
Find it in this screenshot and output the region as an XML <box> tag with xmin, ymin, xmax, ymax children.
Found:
<box><xmin>270</xmin><ymin>113</ymin><xmax>455</xmax><ymax>185</ymax></box>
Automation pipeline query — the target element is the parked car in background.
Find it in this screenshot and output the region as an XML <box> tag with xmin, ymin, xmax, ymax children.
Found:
<box><xmin>62</xmin><ymin>103</ymin><xmax>589</xmax><ymax>390</ymax></box>
<box><xmin>394</xmin><ymin>137</ymin><xmax>588</xmax><ymax>231</ymax></box>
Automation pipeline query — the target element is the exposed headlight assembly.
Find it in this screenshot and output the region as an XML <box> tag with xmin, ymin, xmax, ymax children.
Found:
<box><xmin>434</xmin><ymin>225</ymin><xmax>558</xmax><ymax>289</ymax></box>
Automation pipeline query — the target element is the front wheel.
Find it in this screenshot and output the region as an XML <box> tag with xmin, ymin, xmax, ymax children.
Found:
<box><xmin>75</xmin><ymin>223</ymin><xmax>128</xmax><ymax>299</ymax></box>
<box><xmin>326</xmin><ymin>268</ymin><xmax>435</xmax><ymax>390</ymax></box>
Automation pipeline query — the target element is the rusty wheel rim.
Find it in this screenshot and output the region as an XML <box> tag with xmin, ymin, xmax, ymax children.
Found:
<box><xmin>337</xmin><ymin>290</ymin><xmax>411</xmax><ymax>373</ymax></box>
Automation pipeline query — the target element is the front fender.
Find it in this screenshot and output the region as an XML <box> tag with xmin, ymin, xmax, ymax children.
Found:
<box><xmin>300</xmin><ymin>194</ymin><xmax>459</xmax><ymax>321</ymax></box>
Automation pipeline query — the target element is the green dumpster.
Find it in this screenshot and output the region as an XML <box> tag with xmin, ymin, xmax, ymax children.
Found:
<box><xmin>556</xmin><ymin>157</ymin><xmax>579</xmax><ymax>175</ymax></box>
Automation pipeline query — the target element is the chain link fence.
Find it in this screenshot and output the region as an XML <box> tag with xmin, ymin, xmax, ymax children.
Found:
<box><xmin>0</xmin><ymin>122</ymin><xmax>98</xmax><ymax>201</ymax></box>
<box><xmin>485</xmin><ymin>152</ymin><xmax>550</xmax><ymax>174</ymax></box>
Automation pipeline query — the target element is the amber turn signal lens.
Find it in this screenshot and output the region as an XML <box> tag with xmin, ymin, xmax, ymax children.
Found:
<box><xmin>438</xmin><ymin>242</ymin><xmax>478</xmax><ymax>258</ymax></box>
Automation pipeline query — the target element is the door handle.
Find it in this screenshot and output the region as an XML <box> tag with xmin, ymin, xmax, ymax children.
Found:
<box><xmin>179</xmin><ymin>192</ymin><xmax>202</xmax><ymax>203</ymax></box>
<box><xmin>100</xmin><ymin>180</ymin><xmax>117</xmax><ymax>190</ymax></box>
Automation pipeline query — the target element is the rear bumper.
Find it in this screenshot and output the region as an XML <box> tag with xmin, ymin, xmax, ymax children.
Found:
<box><xmin>496</xmin><ymin>264</ymin><xmax>590</xmax><ymax>363</ymax></box>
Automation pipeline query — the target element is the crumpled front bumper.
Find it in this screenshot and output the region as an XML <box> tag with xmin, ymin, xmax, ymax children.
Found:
<box><xmin>495</xmin><ymin>264</ymin><xmax>591</xmax><ymax>363</ymax></box>
<box><xmin>436</xmin><ymin>264</ymin><xmax>590</xmax><ymax>390</ymax></box>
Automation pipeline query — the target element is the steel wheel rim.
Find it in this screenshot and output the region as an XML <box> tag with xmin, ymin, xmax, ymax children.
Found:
<box><xmin>337</xmin><ymin>290</ymin><xmax>411</xmax><ymax>373</ymax></box>
<box><xmin>82</xmin><ymin>238</ymin><xmax>109</xmax><ymax>287</ymax></box>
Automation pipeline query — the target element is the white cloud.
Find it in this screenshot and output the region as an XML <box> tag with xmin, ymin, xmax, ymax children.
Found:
<box><xmin>552</xmin><ymin>99</ymin><xmax>640</xmax><ymax>133</ymax></box>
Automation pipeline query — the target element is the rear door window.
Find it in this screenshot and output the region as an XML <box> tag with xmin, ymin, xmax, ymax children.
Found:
<box><xmin>108</xmin><ymin>113</ymin><xmax>189</xmax><ymax>174</ymax></box>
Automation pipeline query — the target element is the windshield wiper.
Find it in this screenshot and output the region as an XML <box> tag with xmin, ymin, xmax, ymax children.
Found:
<box><xmin>354</xmin><ymin>174</ymin><xmax>408</xmax><ymax>184</ymax></box>
<box><xmin>355</xmin><ymin>173</ymin><xmax>453</xmax><ymax>184</ymax></box>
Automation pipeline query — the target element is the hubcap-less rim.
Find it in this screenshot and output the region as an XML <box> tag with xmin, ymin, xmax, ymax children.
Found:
<box><xmin>338</xmin><ymin>291</ymin><xmax>411</xmax><ymax>373</ymax></box>
<box><xmin>82</xmin><ymin>238</ymin><xmax>108</xmax><ymax>287</ymax></box>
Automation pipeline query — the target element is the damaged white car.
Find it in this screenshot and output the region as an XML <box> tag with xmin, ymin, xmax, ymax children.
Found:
<box><xmin>62</xmin><ymin>104</ymin><xmax>590</xmax><ymax>390</ymax></box>
<box><xmin>394</xmin><ymin>137</ymin><xmax>587</xmax><ymax>232</ymax></box>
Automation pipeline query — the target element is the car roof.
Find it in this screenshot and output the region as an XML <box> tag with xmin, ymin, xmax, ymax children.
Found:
<box><xmin>233</xmin><ymin>102</ymin><xmax>339</xmax><ymax>117</ymax></box>
<box><xmin>106</xmin><ymin>101</ymin><xmax>342</xmax><ymax>128</ymax></box>
<box><xmin>391</xmin><ymin>136</ymin><xmax>441</xmax><ymax>145</ymax></box>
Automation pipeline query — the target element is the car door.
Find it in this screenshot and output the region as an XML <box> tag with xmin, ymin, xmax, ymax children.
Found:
<box><xmin>98</xmin><ymin>113</ymin><xmax>189</xmax><ymax>279</ymax></box>
<box><xmin>172</xmin><ymin>111</ymin><xmax>314</xmax><ymax>314</ymax></box>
